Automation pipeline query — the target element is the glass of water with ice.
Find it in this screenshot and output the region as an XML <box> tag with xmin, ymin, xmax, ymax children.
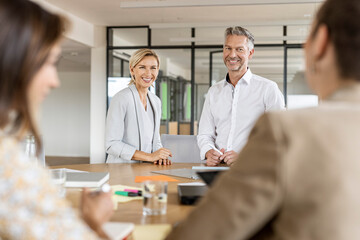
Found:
<box><xmin>142</xmin><ymin>180</ymin><xmax>168</xmax><ymax>216</ymax></box>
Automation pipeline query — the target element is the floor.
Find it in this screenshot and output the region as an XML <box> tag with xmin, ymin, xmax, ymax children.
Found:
<box><xmin>46</xmin><ymin>156</ymin><xmax>90</xmax><ymax>166</ymax></box>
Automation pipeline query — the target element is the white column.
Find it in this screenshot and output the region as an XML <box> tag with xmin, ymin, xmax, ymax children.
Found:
<box><xmin>90</xmin><ymin>26</ymin><xmax>107</xmax><ymax>164</ymax></box>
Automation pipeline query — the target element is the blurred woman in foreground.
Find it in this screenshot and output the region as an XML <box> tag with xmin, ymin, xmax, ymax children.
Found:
<box><xmin>0</xmin><ymin>0</ymin><xmax>113</xmax><ymax>238</ymax></box>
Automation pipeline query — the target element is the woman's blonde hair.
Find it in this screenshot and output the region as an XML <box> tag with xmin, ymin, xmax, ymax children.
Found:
<box><xmin>128</xmin><ymin>49</ymin><xmax>160</xmax><ymax>85</ymax></box>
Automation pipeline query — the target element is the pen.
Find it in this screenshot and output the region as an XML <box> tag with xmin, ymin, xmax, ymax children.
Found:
<box><xmin>208</xmin><ymin>144</ymin><xmax>223</xmax><ymax>156</ymax></box>
<box><xmin>100</xmin><ymin>184</ymin><xmax>111</xmax><ymax>193</ymax></box>
<box><xmin>124</xmin><ymin>189</ymin><xmax>142</xmax><ymax>194</ymax></box>
<box><xmin>115</xmin><ymin>191</ymin><xmax>141</xmax><ymax>197</ymax></box>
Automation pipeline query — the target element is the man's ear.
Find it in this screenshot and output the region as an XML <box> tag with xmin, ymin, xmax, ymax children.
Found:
<box><xmin>248</xmin><ymin>48</ymin><xmax>254</xmax><ymax>60</ymax></box>
<box><xmin>313</xmin><ymin>24</ymin><xmax>329</xmax><ymax>60</ymax></box>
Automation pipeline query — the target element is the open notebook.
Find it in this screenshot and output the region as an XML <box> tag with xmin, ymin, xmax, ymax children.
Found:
<box><xmin>65</xmin><ymin>172</ymin><xmax>109</xmax><ymax>188</ymax></box>
<box><xmin>102</xmin><ymin>222</ymin><xmax>134</xmax><ymax>240</ymax></box>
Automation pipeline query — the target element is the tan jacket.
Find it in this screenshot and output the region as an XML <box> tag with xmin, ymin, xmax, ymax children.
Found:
<box><xmin>167</xmin><ymin>84</ymin><xmax>360</xmax><ymax>240</ymax></box>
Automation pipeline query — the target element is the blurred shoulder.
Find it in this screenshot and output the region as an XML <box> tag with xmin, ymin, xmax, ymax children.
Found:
<box><xmin>0</xmin><ymin>136</ymin><xmax>20</xmax><ymax>162</ymax></box>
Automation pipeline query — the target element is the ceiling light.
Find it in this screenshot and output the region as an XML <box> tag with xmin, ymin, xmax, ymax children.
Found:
<box><xmin>70</xmin><ymin>52</ymin><xmax>78</xmax><ymax>56</ymax></box>
<box><xmin>150</xmin><ymin>20</ymin><xmax>311</xmax><ymax>29</ymax></box>
<box><xmin>169</xmin><ymin>36</ymin><xmax>306</xmax><ymax>43</ymax></box>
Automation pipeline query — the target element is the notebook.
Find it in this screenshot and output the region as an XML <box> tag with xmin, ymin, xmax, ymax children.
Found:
<box><xmin>65</xmin><ymin>172</ymin><xmax>110</xmax><ymax>188</ymax></box>
<box><xmin>178</xmin><ymin>182</ymin><xmax>208</xmax><ymax>205</ymax></box>
<box><xmin>196</xmin><ymin>170</ymin><xmax>227</xmax><ymax>186</ymax></box>
<box><xmin>102</xmin><ymin>222</ymin><xmax>134</xmax><ymax>240</ymax></box>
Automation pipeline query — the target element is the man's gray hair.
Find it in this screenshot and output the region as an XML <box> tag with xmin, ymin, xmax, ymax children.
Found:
<box><xmin>224</xmin><ymin>26</ymin><xmax>255</xmax><ymax>51</ymax></box>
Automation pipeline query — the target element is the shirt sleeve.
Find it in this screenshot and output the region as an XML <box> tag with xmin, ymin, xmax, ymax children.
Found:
<box><xmin>197</xmin><ymin>89</ymin><xmax>216</xmax><ymax>160</ymax></box>
<box><xmin>167</xmin><ymin>114</ymin><xmax>284</xmax><ymax>240</ymax></box>
<box><xmin>264</xmin><ymin>82</ymin><xmax>286</xmax><ymax>111</ymax></box>
<box><xmin>105</xmin><ymin>93</ymin><xmax>137</xmax><ymax>161</ymax></box>
<box><xmin>0</xmin><ymin>140</ymin><xmax>98</xmax><ymax>240</ymax></box>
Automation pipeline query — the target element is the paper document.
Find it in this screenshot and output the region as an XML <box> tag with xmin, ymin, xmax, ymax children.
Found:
<box><xmin>133</xmin><ymin>224</ymin><xmax>172</xmax><ymax>240</ymax></box>
<box><xmin>102</xmin><ymin>222</ymin><xmax>134</xmax><ymax>240</ymax></box>
<box><xmin>111</xmin><ymin>184</ymin><xmax>143</xmax><ymax>206</ymax></box>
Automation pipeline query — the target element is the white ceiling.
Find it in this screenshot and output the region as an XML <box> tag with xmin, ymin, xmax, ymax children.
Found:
<box><xmin>45</xmin><ymin>0</ymin><xmax>322</xmax><ymax>27</ymax></box>
<box><xmin>59</xmin><ymin>38</ymin><xmax>91</xmax><ymax>72</ymax></box>
<box><xmin>55</xmin><ymin>0</ymin><xmax>318</xmax><ymax>83</ymax></box>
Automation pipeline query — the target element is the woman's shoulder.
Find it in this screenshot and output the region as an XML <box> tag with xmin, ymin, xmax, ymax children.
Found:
<box><xmin>113</xmin><ymin>87</ymin><xmax>132</xmax><ymax>99</ymax></box>
<box><xmin>0</xmin><ymin>136</ymin><xmax>19</xmax><ymax>161</ymax></box>
<box><xmin>0</xmin><ymin>136</ymin><xmax>31</xmax><ymax>179</ymax></box>
<box><xmin>111</xmin><ymin>87</ymin><xmax>135</xmax><ymax>106</ymax></box>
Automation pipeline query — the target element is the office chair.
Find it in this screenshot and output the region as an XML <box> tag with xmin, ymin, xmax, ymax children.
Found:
<box><xmin>160</xmin><ymin>134</ymin><xmax>201</xmax><ymax>163</ymax></box>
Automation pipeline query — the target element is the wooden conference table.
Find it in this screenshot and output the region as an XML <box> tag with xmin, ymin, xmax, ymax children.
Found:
<box><xmin>53</xmin><ymin>163</ymin><xmax>201</xmax><ymax>226</ymax></box>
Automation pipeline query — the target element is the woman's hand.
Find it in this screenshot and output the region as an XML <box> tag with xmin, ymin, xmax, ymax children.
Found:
<box><xmin>154</xmin><ymin>158</ymin><xmax>172</xmax><ymax>165</ymax></box>
<box><xmin>148</xmin><ymin>148</ymin><xmax>172</xmax><ymax>163</ymax></box>
<box><xmin>80</xmin><ymin>188</ymin><xmax>114</xmax><ymax>238</ymax></box>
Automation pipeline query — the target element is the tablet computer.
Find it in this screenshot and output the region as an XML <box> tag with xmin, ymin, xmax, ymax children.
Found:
<box><xmin>178</xmin><ymin>183</ymin><xmax>208</xmax><ymax>205</ymax></box>
<box><xmin>196</xmin><ymin>170</ymin><xmax>227</xmax><ymax>186</ymax></box>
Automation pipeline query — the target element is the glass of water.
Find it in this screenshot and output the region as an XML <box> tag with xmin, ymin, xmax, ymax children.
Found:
<box><xmin>142</xmin><ymin>180</ymin><xmax>168</xmax><ymax>216</ymax></box>
<box><xmin>23</xmin><ymin>135</ymin><xmax>45</xmax><ymax>166</ymax></box>
<box><xmin>49</xmin><ymin>169</ymin><xmax>66</xmax><ymax>197</ymax></box>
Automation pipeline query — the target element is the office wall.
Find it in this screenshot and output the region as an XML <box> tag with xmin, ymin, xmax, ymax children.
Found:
<box><xmin>40</xmin><ymin>71</ymin><xmax>91</xmax><ymax>157</ymax></box>
<box><xmin>165</xmin><ymin>58</ymin><xmax>191</xmax><ymax>80</ymax></box>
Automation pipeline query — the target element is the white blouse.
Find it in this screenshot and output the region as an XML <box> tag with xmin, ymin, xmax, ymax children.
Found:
<box><xmin>0</xmin><ymin>135</ymin><xmax>97</xmax><ymax>239</ymax></box>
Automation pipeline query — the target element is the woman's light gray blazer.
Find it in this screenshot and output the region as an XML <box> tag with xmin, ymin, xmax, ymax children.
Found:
<box><xmin>105</xmin><ymin>84</ymin><xmax>162</xmax><ymax>163</ymax></box>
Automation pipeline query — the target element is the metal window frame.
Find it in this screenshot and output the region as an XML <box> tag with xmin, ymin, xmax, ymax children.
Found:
<box><xmin>106</xmin><ymin>26</ymin><xmax>304</xmax><ymax>134</ymax></box>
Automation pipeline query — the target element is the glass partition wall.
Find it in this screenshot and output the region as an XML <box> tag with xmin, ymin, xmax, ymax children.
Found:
<box><xmin>107</xmin><ymin>25</ymin><xmax>313</xmax><ymax>135</ymax></box>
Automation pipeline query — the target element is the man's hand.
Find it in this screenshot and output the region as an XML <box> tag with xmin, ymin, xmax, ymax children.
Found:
<box><xmin>219</xmin><ymin>150</ymin><xmax>238</xmax><ymax>165</ymax></box>
<box><xmin>205</xmin><ymin>149</ymin><xmax>223</xmax><ymax>166</ymax></box>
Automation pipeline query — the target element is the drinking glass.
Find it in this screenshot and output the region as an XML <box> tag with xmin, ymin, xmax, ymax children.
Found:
<box><xmin>142</xmin><ymin>181</ymin><xmax>168</xmax><ymax>216</ymax></box>
<box><xmin>24</xmin><ymin>135</ymin><xmax>45</xmax><ymax>166</ymax></box>
<box><xmin>50</xmin><ymin>168</ymin><xmax>66</xmax><ymax>197</ymax></box>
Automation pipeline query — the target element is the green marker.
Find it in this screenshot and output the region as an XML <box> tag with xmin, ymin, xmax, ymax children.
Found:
<box><xmin>115</xmin><ymin>191</ymin><xmax>140</xmax><ymax>197</ymax></box>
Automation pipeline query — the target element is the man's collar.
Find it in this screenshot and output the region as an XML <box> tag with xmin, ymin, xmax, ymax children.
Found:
<box><xmin>225</xmin><ymin>68</ymin><xmax>253</xmax><ymax>86</ymax></box>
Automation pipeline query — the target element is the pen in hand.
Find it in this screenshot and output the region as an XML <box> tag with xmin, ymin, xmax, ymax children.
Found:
<box><xmin>208</xmin><ymin>144</ymin><xmax>223</xmax><ymax>156</ymax></box>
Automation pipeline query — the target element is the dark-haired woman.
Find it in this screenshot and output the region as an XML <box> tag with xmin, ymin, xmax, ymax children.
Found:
<box><xmin>0</xmin><ymin>0</ymin><xmax>113</xmax><ymax>238</ymax></box>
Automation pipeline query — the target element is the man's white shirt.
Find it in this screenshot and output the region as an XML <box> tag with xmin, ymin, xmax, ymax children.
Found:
<box><xmin>197</xmin><ymin>68</ymin><xmax>285</xmax><ymax>160</ymax></box>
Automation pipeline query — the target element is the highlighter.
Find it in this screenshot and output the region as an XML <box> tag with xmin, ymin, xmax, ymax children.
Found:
<box><xmin>124</xmin><ymin>189</ymin><xmax>142</xmax><ymax>194</ymax></box>
<box><xmin>115</xmin><ymin>191</ymin><xmax>141</xmax><ymax>197</ymax></box>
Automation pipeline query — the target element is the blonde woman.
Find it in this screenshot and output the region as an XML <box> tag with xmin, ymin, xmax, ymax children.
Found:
<box><xmin>106</xmin><ymin>49</ymin><xmax>172</xmax><ymax>164</ymax></box>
